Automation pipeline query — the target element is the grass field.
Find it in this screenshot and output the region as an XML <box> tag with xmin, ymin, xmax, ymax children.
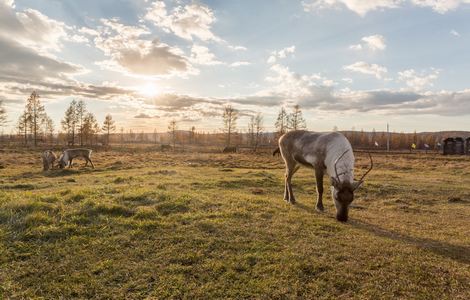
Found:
<box><xmin>1</xmin><ymin>150</ymin><xmax>469</xmax><ymax>299</ymax></box>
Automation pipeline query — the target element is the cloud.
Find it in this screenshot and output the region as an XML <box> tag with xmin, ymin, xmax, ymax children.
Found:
<box><xmin>228</xmin><ymin>45</ymin><xmax>248</xmax><ymax>51</ymax></box>
<box><xmin>0</xmin><ymin>3</ymin><xmax>140</xmax><ymax>107</ymax></box>
<box><xmin>450</xmin><ymin>29</ymin><xmax>461</xmax><ymax>37</ymax></box>
<box><xmin>230</xmin><ymin>61</ymin><xmax>251</xmax><ymax>67</ymax></box>
<box><xmin>343</xmin><ymin>61</ymin><xmax>388</xmax><ymax>79</ymax></box>
<box><xmin>350</xmin><ymin>34</ymin><xmax>386</xmax><ymax>51</ymax></box>
<box><xmin>148</xmin><ymin>93</ymin><xmax>221</xmax><ymax>112</ymax></box>
<box><xmin>0</xmin><ymin>36</ymin><xmax>83</xmax><ymax>84</ymax></box>
<box><xmin>145</xmin><ymin>1</ymin><xmax>221</xmax><ymax>42</ymax></box>
<box><xmin>0</xmin><ymin>0</ymin><xmax>69</xmax><ymax>53</ymax></box>
<box><xmin>398</xmin><ymin>68</ymin><xmax>439</xmax><ymax>91</ymax></box>
<box><xmin>134</xmin><ymin>113</ymin><xmax>159</xmax><ymax>119</ymax></box>
<box><xmin>267</xmin><ymin>46</ymin><xmax>296</xmax><ymax>64</ymax></box>
<box><xmin>302</xmin><ymin>0</ymin><xmax>402</xmax><ymax>16</ymax></box>
<box><xmin>190</xmin><ymin>44</ymin><xmax>222</xmax><ymax>65</ymax></box>
<box><xmin>302</xmin><ymin>0</ymin><xmax>470</xmax><ymax>16</ymax></box>
<box><xmin>409</xmin><ymin>0</ymin><xmax>470</xmax><ymax>14</ymax></box>
<box><xmin>94</xmin><ymin>19</ymin><xmax>191</xmax><ymax>77</ymax></box>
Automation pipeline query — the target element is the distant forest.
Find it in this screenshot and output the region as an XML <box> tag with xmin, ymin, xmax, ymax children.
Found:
<box><xmin>0</xmin><ymin>92</ymin><xmax>468</xmax><ymax>151</ymax></box>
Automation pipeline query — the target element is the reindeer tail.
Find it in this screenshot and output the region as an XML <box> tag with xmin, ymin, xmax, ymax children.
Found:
<box><xmin>272</xmin><ymin>147</ymin><xmax>280</xmax><ymax>157</ymax></box>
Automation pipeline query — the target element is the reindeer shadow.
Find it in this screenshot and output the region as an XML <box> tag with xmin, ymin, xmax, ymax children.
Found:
<box><xmin>349</xmin><ymin>219</ymin><xmax>470</xmax><ymax>265</ymax></box>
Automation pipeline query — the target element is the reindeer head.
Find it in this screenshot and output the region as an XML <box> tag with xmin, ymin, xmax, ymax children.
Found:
<box><xmin>331</xmin><ymin>150</ymin><xmax>373</xmax><ymax>222</ymax></box>
<box><xmin>58</xmin><ymin>153</ymin><xmax>67</xmax><ymax>169</ymax></box>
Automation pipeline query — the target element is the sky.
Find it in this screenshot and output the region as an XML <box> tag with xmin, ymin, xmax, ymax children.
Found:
<box><xmin>1</xmin><ymin>0</ymin><xmax>470</xmax><ymax>133</ymax></box>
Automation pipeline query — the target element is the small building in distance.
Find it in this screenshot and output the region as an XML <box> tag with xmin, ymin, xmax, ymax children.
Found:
<box><xmin>443</xmin><ymin>137</ymin><xmax>470</xmax><ymax>155</ymax></box>
<box><xmin>443</xmin><ymin>138</ymin><xmax>455</xmax><ymax>155</ymax></box>
<box><xmin>455</xmin><ymin>137</ymin><xmax>465</xmax><ymax>155</ymax></box>
<box><xmin>466</xmin><ymin>138</ymin><xmax>470</xmax><ymax>155</ymax></box>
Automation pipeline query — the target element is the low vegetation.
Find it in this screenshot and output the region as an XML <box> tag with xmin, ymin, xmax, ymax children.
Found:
<box><xmin>0</xmin><ymin>150</ymin><xmax>469</xmax><ymax>299</ymax></box>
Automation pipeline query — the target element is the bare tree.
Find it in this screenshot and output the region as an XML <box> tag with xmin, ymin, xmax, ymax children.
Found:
<box><xmin>153</xmin><ymin>128</ymin><xmax>158</xmax><ymax>144</ymax></box>
<box><xmin>254</xmin><ymin>113</ymin><xmax>263</xmax><ymax>151</ymax></box>
<box><xmin>120</xmin><ymin>127</ymin><xmax>125</xmax><ymax>144</ymax></box>
<box><xmin>190</xmin><ymin>126</ymin><xmax>196</xmax><ymax>144</ymax></box>
<box><xmin>76</xmin><ymin>100</ymin><xmax>87</xmax><ymax>146</ymax></box>
<box><xmin>25</xmin><ymin>91</ymin><xmax>46</xmax><ymax>146</ymax></box>
<box><xmin>248</xmin><ymin>115</ymin><xmax>255</xmax><ymax>146</ymax></box>
<box><xmin>222</xmin><ymin>104</ymin><xmax>238</xmax><ymax>147</ymax></box>
<box><xmin>0</xmin><ymin>100</ymin><xmax>6</xmax><ymax>132</ymax></box>
<box><xmin>168</xmin><ymin>119</ymin><xmax>177</xmax><ymax>149</ymax></box>
<box><xmin>275</xmin><ymin>107</ymin><xmax>289</xmax><ymax>138</ymax></box>
<box><xmin>62</xmin><ymin>100</ymin><xmax>78</xmax><ymax>145</ymax></box>
<box><xmin>43</xmin><ymin>116</ymin><xmax>54</xmax><ymax>144</ymax></box>
<box><xmin>17</xmin><ymin>111</ymin><xmax>29</xmax><ymax>145</ymax></box>
<box><xmin>288</xmin><ymin>104</ymin><xmax>307</xmax><ymax>131</ymax></box>
<box><xmin>83</xmin><ymin>113</ymin><xmax>98</xmax><ymax>145</ymax></box>
<box><xmin>102</xmin><ymin>114</ymin><xmax>116</xmax><ymax>145</ymax></box>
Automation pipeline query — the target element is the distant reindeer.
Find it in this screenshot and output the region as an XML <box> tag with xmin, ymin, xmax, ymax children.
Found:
<box><xmin>278</xmin><ymin>130</ymin><xmax>372</xmax><ymax>222</ymax></box>
<box><xmin>223</xmin><ymin>146</ymin><xmax>237</xmax><ymax>153</ymax></box>
<box><xmin>58</xmin><ymin>149</ymin><xmax>95</xmax><ymax>169</ymax></box>
<box><xmin>42</xmin><ymin>150</ymin><xmax>57</xmax><ymax>171</ymax></box>
<box><xmin>161</xmin><ymin>144</ymin><xmax>172</xmax><ymax>151</ymax></box>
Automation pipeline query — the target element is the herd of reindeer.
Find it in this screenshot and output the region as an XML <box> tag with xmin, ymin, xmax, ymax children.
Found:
<box><xmin>40</xmin><ymin>130</ymin><xmax>373</xmax><ymax>222</ymax></box>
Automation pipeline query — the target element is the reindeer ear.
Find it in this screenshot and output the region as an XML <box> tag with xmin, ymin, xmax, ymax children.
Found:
<box><xmin>352</xmin><ymin>180</ymin><xmax>364</xmax><ymax>191</ymax></box>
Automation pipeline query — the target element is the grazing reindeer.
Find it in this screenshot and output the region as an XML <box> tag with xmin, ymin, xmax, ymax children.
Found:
<box><xmin>42</xmin><ymin>150</ymin><xmax>57</xmax><ymax>171</ymax></box>
<box><xmin>278</xmin><ymin>130</ymin><xmax>373</xmax><ymax>222</ymax></box>
<box><xmin>223</xmin><ymin>146</ymin><xmax>237</xmax><ymax>153</ymax></box>
<box><xmin>58</xmin><ymin>149</ymin><xmax>95</xmax><ymax>169</ymax></box>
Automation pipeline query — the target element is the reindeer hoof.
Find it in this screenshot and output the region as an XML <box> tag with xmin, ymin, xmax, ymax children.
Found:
<box><xmin>315</xmin><ymin>205</ymin><xmax>324</xmax><ymax>212</ymax></box>
<box><xmin>289</xmin><ymin>199</ymin><xmax>296</xmax><ymax>205</ymax></box>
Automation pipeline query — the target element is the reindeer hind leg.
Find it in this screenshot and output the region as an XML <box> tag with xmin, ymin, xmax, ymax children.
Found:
<box><xmin>285</xmin><ymin>161</ymin><xmax>299</xmax><ymax>204</ymax></box>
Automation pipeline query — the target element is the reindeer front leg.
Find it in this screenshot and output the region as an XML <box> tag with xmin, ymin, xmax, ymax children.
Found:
<box><xmin>315</xmin><ymin>168</ymin><xmax>324</xmax><ymax>212</ymax></box>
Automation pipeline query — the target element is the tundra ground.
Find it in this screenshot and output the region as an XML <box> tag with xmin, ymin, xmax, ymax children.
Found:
<box><xmin>0</xmin><ymin>150</ymin><xmax>469</xmax><ymax>299</ymax></box>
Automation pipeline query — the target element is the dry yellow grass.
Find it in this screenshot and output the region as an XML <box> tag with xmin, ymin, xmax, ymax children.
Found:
<box><xmin>0</xmin><ymin>150</ymin><xmax>469</xmax><ymax>299</ymax></box>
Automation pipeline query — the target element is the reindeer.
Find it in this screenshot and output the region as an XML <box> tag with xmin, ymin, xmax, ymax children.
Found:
<box><xmin>278</xmin><ymin>130</ymin><xmax>372</xmax><ymax>222</ymax></box>
<box><xmin>58</xmin><ymin>149</ymin><xmax>95</xmax><ymax>169</ymax></box>
<box><xmin>223</xmin><ymin>146</ymin><xmax>237</xmax><ymax>153</ymax></box>
<box><xmin>41</xmin><ymin>150</ymin><xmax>57</xmax><ymax>171</ymax></box>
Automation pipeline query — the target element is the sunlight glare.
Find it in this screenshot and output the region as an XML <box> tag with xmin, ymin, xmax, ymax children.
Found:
<box><xmin>139</xmin><ymin>83</ymin><xmax>159</xmax><ymax>97</ymax></box>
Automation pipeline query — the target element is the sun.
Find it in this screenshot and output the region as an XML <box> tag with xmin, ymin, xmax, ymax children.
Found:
<box><xmin>139</xmin><ymin>83</ymin><xmax>159</xmax><ymax>97</ymax></box>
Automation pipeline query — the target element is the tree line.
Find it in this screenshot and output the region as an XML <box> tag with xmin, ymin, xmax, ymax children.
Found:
<box><xmin>13</xmin><ymin>92</ymin><xmax>116</xmax><ymax>146</ymax></box>
<box><xmin>0</xmin><ymin>92</ymin><xmax>455</xmax><ymax>150</ymax></box>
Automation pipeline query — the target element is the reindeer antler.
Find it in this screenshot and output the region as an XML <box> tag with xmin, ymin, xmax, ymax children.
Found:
<box><xmin>357</xmin><ymin>152</ymin><xmax>373</xmax><ymax>183</ymax></box>
<box><xmin>334</xmin><ymin>149</ymin><xmax>350</xmax><ymax>183</ymax></box>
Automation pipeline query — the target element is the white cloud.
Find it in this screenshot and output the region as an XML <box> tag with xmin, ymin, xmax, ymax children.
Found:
<box><xmin>230</xmin><ymin>61</ymin><xmax>251</xmax><ymax>67</ymax></box>
<box><xmin>344</xmin><ymin>61</ymin><xmax>388</xmax><ymax>79</ymax></box>
<box><xmin>0</xmin><ymin>0</ymin><xmax>69</xmax><ymax>53</ymax></box>
<box><xmin>267</xmin><ymin>46</ymin><xmax>296</xmax><ymax>63</ymax></box>
<box><xmin>349</xmin><ymin>44</ymin><xmax>363</xmax><ymax>50</ymax></box>
<box><xmin>364</xmin><ymin>34</ymin><xmax>386</xmax><ymax>50</ymax></box>
<box><xmin>410</xmin><ymin>0</ymin><xmax>470</xmax><ymax>14</ymax></box>
<box><xmin>94</xmin><ymin>19</ymin><xmax>191</xmax><ymax>77</ymax></box>
<box><xmin>450</xmin><ymin>29</ymin><xmax>460</xmax><ymax>37</ymax></box>
<box><xmin>350</xmin><ymin>34</ymin><xmax>386</xmax><ymax>51</ymax></box>
<box><xmin>398</xmin><ymin>68</ymin><xmax>439</xmax><ymax>91</ymax></box>
<box><xmin>190</xmin><ymin>44</ymin><xmax>222</xmax><ymax>65</ymax></box>
<box><xmin>228</xmin><ymin>45</ymin><xmax>248</xmax><ymax>51</ymax></box>
<box><xmin>302</xmin><ymin>0</ymin><xmax>470</xmax><ymax>15</ymax></box>
<box><xmin>303</xmin><ymin>0</ymin><xmax>402</xmax><ymax>16</ymax></box>
<box><xmin>145</xmin><ymin>1</ymin><xmax>221</xmax><ymax>42</ymax></box>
